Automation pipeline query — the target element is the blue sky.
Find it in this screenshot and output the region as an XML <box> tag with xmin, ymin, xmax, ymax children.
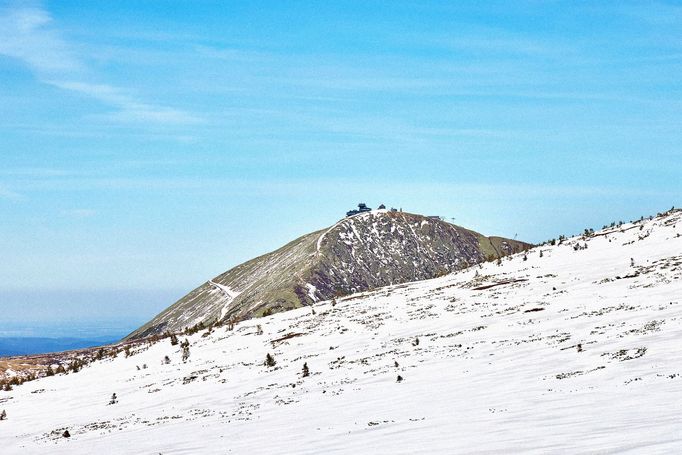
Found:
<box><xmin>0</xmin><ymin>1</ymin><xmax>680</xmax><ymax>333</ymax></box>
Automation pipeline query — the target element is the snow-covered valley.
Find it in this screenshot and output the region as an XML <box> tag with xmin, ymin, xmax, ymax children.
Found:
<box><xmin>1</xmin><ymin>210</ymin><xmax>681</xmax><ymax>454</ymax></box>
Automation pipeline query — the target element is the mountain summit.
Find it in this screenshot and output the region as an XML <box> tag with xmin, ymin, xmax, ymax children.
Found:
<box><xmin>127</xmin><ymin>210</ymin><xmax>530</xmax><ymax>339</ymax></box>
<box><xmin>3</xmin><ymin>210</ymin><xmax>681</xmax><ymax>453</ymax></box>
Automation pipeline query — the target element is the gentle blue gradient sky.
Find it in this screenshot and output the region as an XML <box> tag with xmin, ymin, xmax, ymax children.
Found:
<box><xmin>0</xmin><ymin>1</ymin><xmax>680</xmax><ymax>333</ymax></box>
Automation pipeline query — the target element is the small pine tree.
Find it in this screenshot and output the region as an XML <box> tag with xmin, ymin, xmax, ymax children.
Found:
<box><xmin>394</xmin><ymin>361</ymin><xmax>399</xmax><ymax>368</ymax></box>
<box><xmin>302</xmin><ymin>362</ymin><xmax>310</xmax><ymax>377</ymax></box>
<box><xmin>396</xmin><ymin>375</ymin><xmax>404</xmax><ymax>383</ymax></box>
<box><xmin>0</xmin><ymin>410</ymin><xmax>6</xmax><ymax>420</ymax></box>
<box><xmin>163</xmin><ymin>355</ymin><xmax>171</xmax><ymax>365</ymax></box>
<box><xmin>181</xmin><ymin>340</ymin><xmax>190</xmax><ymax>362</ymax></box>
<box><xmin>264</xmin><ymin>353</ymin><xmax>276</xmax><ymax>367</ymax></box>
<box><xmin>45</xmin><ymin>366</ymin><xmax>55</xmax><ymax>377</ymax></box>
<box><xmin>68</xmin><ymin>359</ymin><xmax>82</xmax><ymax>373</ymax></box>
<box><xmin>170</xmin><ymin>333</ymin><xmax>179</xmax><ymax>346</ymax></box>
<box><xmin>62</xmin><ymin>430</ymin><xmax>71</xmax><ymax>438</ymax></box>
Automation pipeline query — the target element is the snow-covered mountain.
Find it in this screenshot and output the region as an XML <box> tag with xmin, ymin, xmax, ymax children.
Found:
<box><xmin>1</xmin><ymin>209</ymin><xmax>681</xmax><ymax>453</ymax></box>
<box><xmin>127</xmin><ymin>210</ymin><xmax>529</xmax><ymax>339</ymax></box>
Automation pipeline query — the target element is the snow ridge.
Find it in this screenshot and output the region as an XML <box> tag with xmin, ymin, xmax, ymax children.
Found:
<box><xmin>2</xmin><ymin>210</ymin><xmax>681</xmax><ymax>453</ymax></box>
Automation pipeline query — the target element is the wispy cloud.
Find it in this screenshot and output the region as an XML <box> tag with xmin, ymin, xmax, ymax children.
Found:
<box><xmin>0</xmin><ymin>167</ymin><xmax>79</xmax><ymax>177</ymax></box>
<box><xmin>0</xmin><ymin>2</ymin><xmax>199</xmax><ymax>125</ymax></box>
<box><xmin>0</xmin><ymin>183</ymin><xmax>23</xmax><ymax>201</ymax></box>
<box><xmin>60</xmin><ymin>208</ymin><xmax>96</xmax><ymax>219</ymax></box>
<box><xmin>49</xmin><ymin>80</ymin><xmax>201</xmax><ymax>124</ymax></box>
<box><xmin>0</xmin><ymin>3</ymin><xmax>81</xmax><ymax>74</ymax></box>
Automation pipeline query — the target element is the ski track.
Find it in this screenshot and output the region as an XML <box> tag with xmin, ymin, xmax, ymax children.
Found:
<box><xmin>1</xmin><ymin>212</ymin><xmax>682</xmax><ymax>454</ymax></box>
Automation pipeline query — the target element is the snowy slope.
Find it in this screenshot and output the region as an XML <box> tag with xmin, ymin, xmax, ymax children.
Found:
<box><xmin>1</xmin><ymin>210</ymin><xmax>681</xmax><ymax>454</ymax></box>
<box><xmin>128</xmin><ymin>211</ymin><xmax>528</xmax><ymax>339</ymax></box>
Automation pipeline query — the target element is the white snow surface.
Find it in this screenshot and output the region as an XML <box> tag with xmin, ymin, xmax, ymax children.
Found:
<box><xmin>2</xmin><ymin>212</ymin><xmax>682</xmax><ymax>454</ymax></box>
<box><xmin>305</xmin><ymin>283</ymin><xmax>318</xmax><ymax>303</ymax></box>
<box><xmin>316</xmin><ymin>210</ymin><xmax>384</xmax><ymax>253</ymax></box>
<box><xmin>208</xmin><ymin>280</ymin><xmax>241</xmax><ymax>320</ymax></box>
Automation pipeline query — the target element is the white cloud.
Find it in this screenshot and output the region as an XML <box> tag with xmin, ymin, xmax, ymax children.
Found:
<box><xmin>49</xmin><ymin>80</ymin><xmax>202</xmax><ymax>124</ymax></box>
<box><xmin>61</xmin><ymin>208</ymin><xmax>96</xmax><ymax>219</ymax></box>
<box><xmin>0</xmin><ymin>183</ymin><xmax>23</xmax><ymax>201</ymax></box>
<box><xmin>0</xmin><ymin>3</ymin><xmax>200</xmax><ymax>125</ymax></box>
<box><xmin>0</xmin><ymin>3</ymin><xmax>81</xmax><ymax>74</ymax></box>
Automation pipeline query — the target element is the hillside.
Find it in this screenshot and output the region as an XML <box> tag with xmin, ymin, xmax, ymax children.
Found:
<box><xmin>1</xmin><ymin>209</ymin><xmax>681</xmax><ymax>453</ymax></box>
<box><xmin>127</xmin><ymin>210</ymin><xmax>529</xmax><ymax>339</ymax></box>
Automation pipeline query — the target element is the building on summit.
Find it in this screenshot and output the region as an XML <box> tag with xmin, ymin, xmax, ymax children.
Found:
<box><xmin>346</xmin><ymin>203</ymin><xmax>372</xmax><ymax>217</ymax></box>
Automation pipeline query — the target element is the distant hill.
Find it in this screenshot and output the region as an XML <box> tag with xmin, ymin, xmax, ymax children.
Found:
<box><xmin>127</xmin><ymin>210</ymin><xmax>530</xmax><ymax>339</ymax></box>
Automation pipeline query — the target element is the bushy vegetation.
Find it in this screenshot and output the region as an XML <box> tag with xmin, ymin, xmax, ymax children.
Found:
<box><xmin>183</xmin><ymin>321</ymin><xmax>206</xmax><ymax>336</ymax></box>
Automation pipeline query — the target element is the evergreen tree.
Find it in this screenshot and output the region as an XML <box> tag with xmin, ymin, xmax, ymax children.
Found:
<box><xmin>181</xmin><ymin>340</ymin><xmax>191</xmax><ymax>362</ymax></box>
